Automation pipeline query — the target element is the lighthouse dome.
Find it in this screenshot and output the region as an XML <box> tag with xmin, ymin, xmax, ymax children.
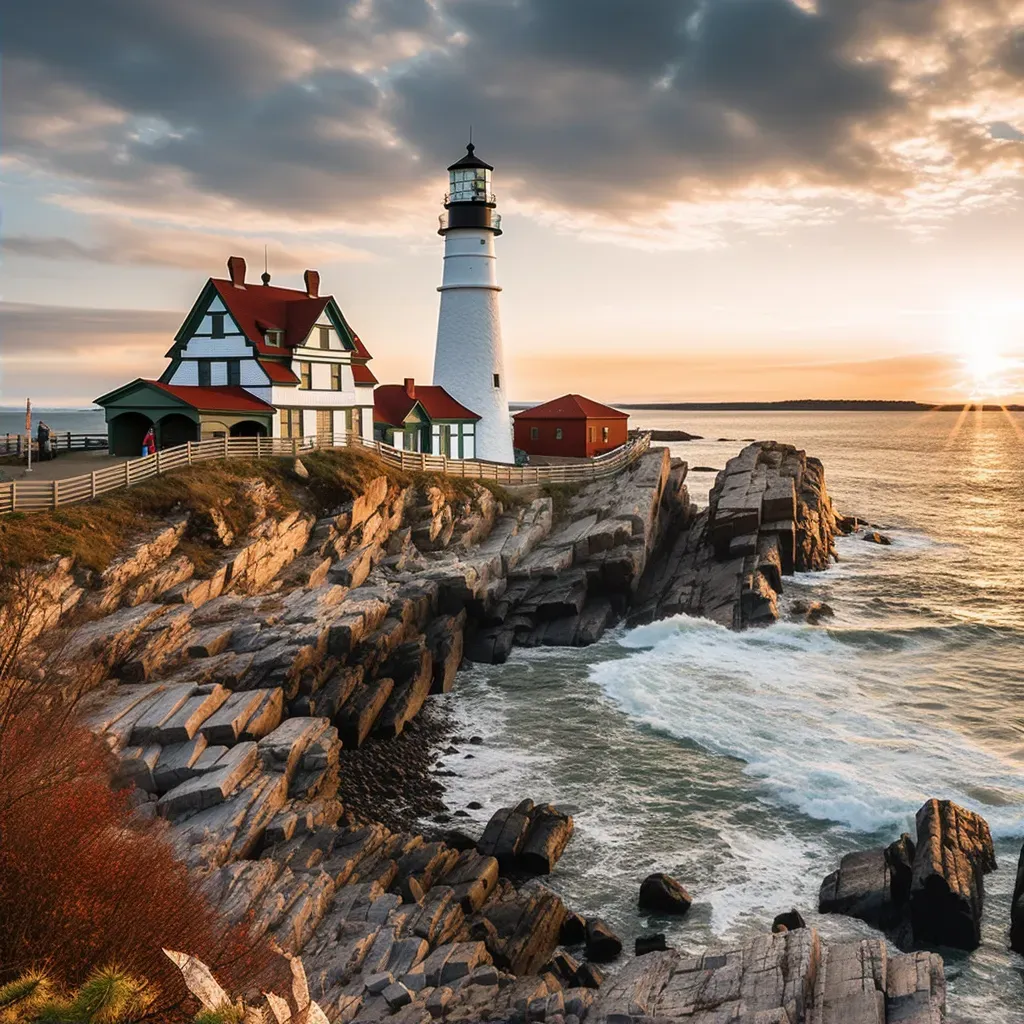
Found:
<box><xmin>447</xmin><ymin>143</ymin><xmax>493</xmax><ymax>204</ymax></box>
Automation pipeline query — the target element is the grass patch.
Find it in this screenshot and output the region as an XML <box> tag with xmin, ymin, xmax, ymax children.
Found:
<box><xmin>0</xmin><ymin>449</ymin><xmax>404</xmax><ymax>573</ymax></box>
<box><xmin>540</xmin><ymin>482</ymin><xmax>583</xmax><ymax>524</ymax></box>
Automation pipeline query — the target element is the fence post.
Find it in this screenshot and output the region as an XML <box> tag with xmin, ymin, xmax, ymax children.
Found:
<box><xmin>125</xmin><ymin>460</ymin><xmax>131</xmax><ymax>489</ymax></box>
<box><xmin>256</xmin><ymin>435</ymin><xmax>262</xmax><ymax>459</ymax></box>
<box><xmin>420</xmin><ymin>451</ymin><xmax>426</xmax><ymax>472</ymax></box>
<box><xmin>292</xmin><ymin>438</ymin><xmax>299</xmax><ymax>456</ymax></box>
<box><xmin>223</xmin><ymin>435</ymin><xmax>230</xmax><ymax>461</ymax></box>
<box><xmin>156</xmin><ymin>449</ymin><xmax>163</xmax><ymax>474</ymax></box>
<box><xmin>187</xmin><ymin>442</ymin><xmax>193</xmax><ymax>466</ymax></box>
<box><xmin>52</xmin><ymin>480</ymin><xmax>59</xmax><ymax>509</ymax></box>
<box><xmin>91</xmin><ymin>471</ymin><xmax>98</xmax><ymax>499</ymax></box>
<box><xmin>10</xmin><ymin>481</ymin><xmax>15</xmax><ymax>511</ymax></box>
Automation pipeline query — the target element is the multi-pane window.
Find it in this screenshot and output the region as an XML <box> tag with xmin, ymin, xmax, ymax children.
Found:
<box><xmin>198</xmin><ymin>360</ymin><xmax>211</xmax><ymax>387</ymax></box>
<box><xmin>352</xmin><ymin>407</ymin><xmax>362</xmax><ymax>438</ymax></box>
<box><xmin>530</xmin><ymin>427</ymin><xmax>539</xmax><ymax>440</ymax></box>
<box><xmin>298</xmin><ymin>362</ymin><xmax>312</xmax><ymax>390</ymax></box>
<box><xmin>210</xmin><ymin>313</ymin><xmax>225</xmax><ymax>339</ymax></box>
<box><xmin>281</xmin><ymin>409</ymin><xmax>302</xmax><ymax>438</ymax></box>
<box><xmin>555</xmin><ymin>428</ymin><xmax>563</xmax><ymax>440</ymax></box>
<box><xmin>227</xmin><ymin>360</ymin><xmax>241</xmax><ymax>386</ymax></box>
<box><xmin>602</xmin><ymin>426</ymin><xmax>610</xmax><ymax>442</ymax></box>
<box><xmin>331</xmin><ymin>364</ymin><xmax>341</xmax><ymax>391</ymax></box>
<box><xmin>319</xmin><ymin>326</ymin><xmax>331</xmax><ymax>349</ymax></box>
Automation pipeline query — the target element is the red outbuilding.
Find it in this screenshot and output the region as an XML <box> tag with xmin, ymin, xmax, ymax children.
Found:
<box><xmin>513</xmin><ymin>394</ymin><xmax>629</xmax><ymax>458</ymax></box>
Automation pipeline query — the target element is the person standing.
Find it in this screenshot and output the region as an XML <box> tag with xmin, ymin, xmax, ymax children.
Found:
<box><xmin>142</xmin><ymin>426</ymin><xmax>156</xmax><ymax>456</ymax></box>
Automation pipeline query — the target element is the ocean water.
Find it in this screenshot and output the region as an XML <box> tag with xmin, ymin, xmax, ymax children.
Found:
<box><xmin>0</xmin><ymin>407</ymin><xmax>105</xmax><ymax>436</ymax></box>
<box><xmin>435</xmin><ymin>410</ymin><xmax>1024</xmax><ymax>1024</ymax></box>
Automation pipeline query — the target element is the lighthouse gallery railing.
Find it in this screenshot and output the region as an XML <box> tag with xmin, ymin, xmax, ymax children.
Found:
<box><xmin>0</xmin><ymin>432</ymin><xmax>652</xmax><ymax>514</ymax></box>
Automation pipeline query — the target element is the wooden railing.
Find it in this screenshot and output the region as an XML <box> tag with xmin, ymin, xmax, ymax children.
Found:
<box><xmin>1</xmin><ymin>433</ymin><xmax>109</xmax><ymax>455</ymax></box>
<box><xmin>0</xmin><ymin>432</ymin><xmax>652</xmax><ymax>515</ymax></box>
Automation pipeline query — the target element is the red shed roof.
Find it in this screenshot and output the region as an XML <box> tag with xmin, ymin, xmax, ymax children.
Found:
<box><xmin>260</xmin><ymin>360</ymin><xmax>300</xmax><ymax>384</ymax></box>
<box><xmin>374</xmin><ymin>383</ymin><xmax>480</xmax><ymax>427</ymax></box>
<box><xmin>513</xmin><ymin>394</ymin><xmax>629</xmax><ymax>420</ymax></box>
<box><xmin>149</xmin><ymin>381</ymin><xmax>275</xmax><ymax>413</ymax></box>
<box><xmin>353</xmin><ymin>362</ymin><xmax>378</xmax><ymax>386</ymax></box>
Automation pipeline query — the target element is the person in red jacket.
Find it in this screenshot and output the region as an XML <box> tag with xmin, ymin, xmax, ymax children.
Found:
<box><xmin>142</xmin><ymin>426</ymin><xmax>156</xmax><ymax>456</ymax></box>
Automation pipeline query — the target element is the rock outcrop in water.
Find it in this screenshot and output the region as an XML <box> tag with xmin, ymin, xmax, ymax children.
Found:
<box><xmin>819</xmin><ymin>798</ymin><xmax>997</xmax><ymax>952</ymax></box>
<box><xmin>1011</xmin><ymin>844</ymin><xmax>1024</xmax><ymax>954</ymax></box>
<box><xmin>631</xmin><ymin>442</ymin><xmax>839</xmax><ymax>628</ymax></box>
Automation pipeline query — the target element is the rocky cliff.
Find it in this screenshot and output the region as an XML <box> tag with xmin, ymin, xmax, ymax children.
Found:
<box><xmin>3</xmin><ymin>442</ymin><xmax>936</xmax><ymax>1024</ymax></box>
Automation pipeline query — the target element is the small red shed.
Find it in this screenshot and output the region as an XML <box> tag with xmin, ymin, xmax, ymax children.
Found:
<box><xmin>513</xmin><ymin>394</ymin><xmax>629</xmax><ymax>458</ymax></box>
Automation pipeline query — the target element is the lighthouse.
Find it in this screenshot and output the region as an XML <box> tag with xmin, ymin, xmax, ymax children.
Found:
<box><xmin>432</xmin><ymin>143</ymin><xmax>514</xmax><ymax>464</ymax></box>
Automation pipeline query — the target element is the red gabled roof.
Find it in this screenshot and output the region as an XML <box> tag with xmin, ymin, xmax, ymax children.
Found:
<box><xmin>513</xmin><ymin>394</ymin><xmax>629</xmax><ymax>421</ymax></box>
<box><xmin>205</xmin><ymin>278</ymin><xmax>374</xmax><ymax>362</ymax></box>
<box><xmin>374</xmin><ymin>384</ymin><xmax>480</xmax><ymax>427</ymax></box>
<box><xmin>149</xmin><ymin>381</ymin><xmax>275</xmax><ymax>413</ymax></box>
<box><xmin>260</xmin><ymin>360</ymin><xmax>300</xmax><ymax>385</ymax></box>
<box><xmin>353</xmin><ymin>362</ymin><xmax>378</xmax><ymax>386</ymax></box>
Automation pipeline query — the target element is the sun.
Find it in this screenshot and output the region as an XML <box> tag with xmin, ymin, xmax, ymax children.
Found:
<box><xmin>949</xmin><ymin>302</ymin><xmax>1022</xmax><ymax>400</ymax></box>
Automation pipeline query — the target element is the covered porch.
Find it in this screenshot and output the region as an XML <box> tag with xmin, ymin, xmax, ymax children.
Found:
<box><xmin>95</xmin><ymin>379</ymin><xmax>274</xmax><ymax>456</ymax></box>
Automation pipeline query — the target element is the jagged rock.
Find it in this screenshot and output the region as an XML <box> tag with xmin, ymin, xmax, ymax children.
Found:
<box><xmin>337</xmin><ymin>678</ymin><xmax>395</xmax><ymax>749</ymax></box>
<box><xmin>1012</xmin><ymin>842</ymin><xmax>1024</xmax><ymax>954</ymax></box>
<box><xmin>819</xmin><ymin>834</ymin><xmax>915</xmax><ymax>932</ymax></box>
<box><xmin>772</xmin><ymin>909</ymin><xmax>806</xmax><ymax>933</ymax></box>
<box><xmin>911</xmin><ymin>798</ymin><xmax>995</xmax><ymax>950</ymax></box>
<box><xmin>635</xmin><ymin>934</ymin><xmax>669</xmax><ymax>956</ymax></box>
<box><xmin>864</xmin><ymin>531</ymin><xmax>892</xmax><ymax>545</ymax></box>
<box><xmin>638</xmin><ymin>873</ymin><xmax>692</xmax><ymax>915</ymax></box>
<box><xmin>584</xmin><ymin>918</ymin><xmax>622</xmax><ymax>963</ymax></box>
<box><xmin>520</xmin><ymin>805</ymin><xmax>574</xmax><ymax>875</ymax></box>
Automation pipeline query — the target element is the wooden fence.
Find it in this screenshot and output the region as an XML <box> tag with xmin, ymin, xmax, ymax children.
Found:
<box><xmin>0</xmin><ymin>432</ymin><xmax>651</xmax><ymax>515</ymax></box>
<box><xmin>2</xmin><ymin>433</ymin><xmax>109</xmax><ymax>456</ymax></box>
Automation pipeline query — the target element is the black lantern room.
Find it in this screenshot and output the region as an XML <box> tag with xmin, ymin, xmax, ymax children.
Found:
<box><xmin>439</xmin><ymin>143</ymin><xmax>502</xmax><ymax>236</ymax></box>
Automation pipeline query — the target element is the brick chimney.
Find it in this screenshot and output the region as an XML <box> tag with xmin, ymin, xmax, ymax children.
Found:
<box><xmin>304</xmin><ymin>269</ymin><xmax>320</xmax><ymax>298</ymax></box>
<box><xmin>227</xmin><ymin>255</ymin><xmax>246</xmax><ymax>289</ymax></box>
<box><xmin>404</xmin><ymin>378</ymin><xmax>416</xmax><ymax>398</ymax></box>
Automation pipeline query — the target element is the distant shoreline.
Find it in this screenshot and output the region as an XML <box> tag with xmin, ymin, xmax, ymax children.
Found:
<box><xmin>608</xmin><ymin>401</ymin><xmax>1023</xmax><ymax>412</ymax></box>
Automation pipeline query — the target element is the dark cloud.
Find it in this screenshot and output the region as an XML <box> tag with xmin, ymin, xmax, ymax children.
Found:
<box><xmin>2</xmin><ymin>0</ymin><xmax>1023</xmax><ymax>238</ymax></box>
<box><xmin>1</xmin><ymin>304</ymin><xmax>181</xmax><ymax>351</ymax></box>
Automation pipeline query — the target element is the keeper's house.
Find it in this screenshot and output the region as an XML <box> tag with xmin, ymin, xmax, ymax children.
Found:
<box><xmin>96</xmin><ymin>256</ymin><xmax>377</xmax><ymax>456</ymax></box>
<box><xmin>513</xmin><ymin>394</ymin><xmax>629</xmax><ymax>458</ymax></box>
<box><xmin>373</xmin><ymin>379</ymin><xmax>481</xmax><ymax>458</ymax></box>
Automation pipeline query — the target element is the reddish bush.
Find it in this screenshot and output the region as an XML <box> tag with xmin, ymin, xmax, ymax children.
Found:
<box><xmin>0</xmin><ymin>708</ymin><xmax>282</xmax><ymax>1017</ymax></box>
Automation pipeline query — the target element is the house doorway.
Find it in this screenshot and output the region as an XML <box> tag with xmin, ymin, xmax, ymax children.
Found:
<box><xmin>316</xmin><ymin>409</ymin><xmax>334</xmax><ymax>446</ymax></box>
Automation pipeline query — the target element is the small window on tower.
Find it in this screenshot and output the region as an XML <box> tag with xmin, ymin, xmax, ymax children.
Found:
<box><xmin>493</xmin><ymin>373</ymin><xmax>500</xmax><ymax>388</ymax></box>
<box><xmin>210</xmin><ymin>313</ymin><xmax>225</xmax><ymax>339</ymax></box>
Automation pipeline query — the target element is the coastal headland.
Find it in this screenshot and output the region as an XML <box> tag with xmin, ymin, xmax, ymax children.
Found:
<box><xmin>0</xmin><ymin>441</ymin><xmax>995</xmax><ymax>1022</ymax></box>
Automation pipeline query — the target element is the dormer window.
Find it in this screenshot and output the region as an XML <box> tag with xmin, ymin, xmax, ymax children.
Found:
<box><xmin>318</xmin><ymin>326</ymin><xmax>331</xmax><ymax>349</ymax></box>
<box><xmin>210</xmin><ymin>313</ymin><xmax>225</xmax><ymax>339</ymax></box>
<box><xmin>266</xmin><ymin>330</ymin><xmax>282</xmax><ymax>347</ymax></box>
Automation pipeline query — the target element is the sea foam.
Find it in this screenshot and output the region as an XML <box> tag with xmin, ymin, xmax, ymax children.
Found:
<box><xmin>593</xmin><ymin>615</ymin><xmax>1024</xmax><ymax>838</ymax></box>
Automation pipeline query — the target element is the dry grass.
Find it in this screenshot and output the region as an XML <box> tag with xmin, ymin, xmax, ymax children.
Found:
<box><xmin>0</xmin><ymin>450</ymin><xmax>403</xmax><ymax>573</ymax></box>
<box><xmin>541</xmin><ymin>482</ymin><xmax>583</xmax><ymax>523</ymax></box>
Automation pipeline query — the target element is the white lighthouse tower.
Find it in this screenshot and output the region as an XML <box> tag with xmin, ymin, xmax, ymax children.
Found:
<box><xmin>432</xmin><ymin>143</ymin><xmax>514</xmax><ymax>464</ymax></box>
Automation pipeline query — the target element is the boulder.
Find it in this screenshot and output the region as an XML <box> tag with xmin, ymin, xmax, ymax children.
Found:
<box><xmin>910</xmin><ymin>798</ymin><xmax>995</xmax><ymax>950</ymax></box>
<box><xmin>635</xmin><ymin>934</ymin><xmax>669</xmax><ymax>956</ymax></box>
<box><xmin>864</xmin><ymin>531</ymin><xmax>892</xmax><ymax>545</ymax></box>
<box><xmin>1011</xmin><ymin>842</ymin><xmax>1024</xmax><ymax>954</ymax></box>
<box><xmin>584</xmin><ymin>918</ymin><xmax>622</xmax><ymax>963</ymax></box>
<box><xmin>638</xmin><ymin>873</ymin><xmax>692</xmax><ymax>915</ymax></box>
<box><xmin>772</xmin><ymin>909</ymin><xmax>806</xmax><ymax>933</ymax></box>
<box><xmin>520</xmin><ymin>805</ymin><xmax>574</xmax><ymax>875</ymax></box>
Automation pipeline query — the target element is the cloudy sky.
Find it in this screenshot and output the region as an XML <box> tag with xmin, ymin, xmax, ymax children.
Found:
<box><xmin>4</xmin><ymin>0</ymin><xmax>1024</xmax><ymax>405</ymax></box>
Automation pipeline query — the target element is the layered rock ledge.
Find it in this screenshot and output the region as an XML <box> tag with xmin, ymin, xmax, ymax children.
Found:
<box><xmin>4</xmin><ymin>442</ymin><xmax>908</xmax><ymax>1023</ymax></box>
